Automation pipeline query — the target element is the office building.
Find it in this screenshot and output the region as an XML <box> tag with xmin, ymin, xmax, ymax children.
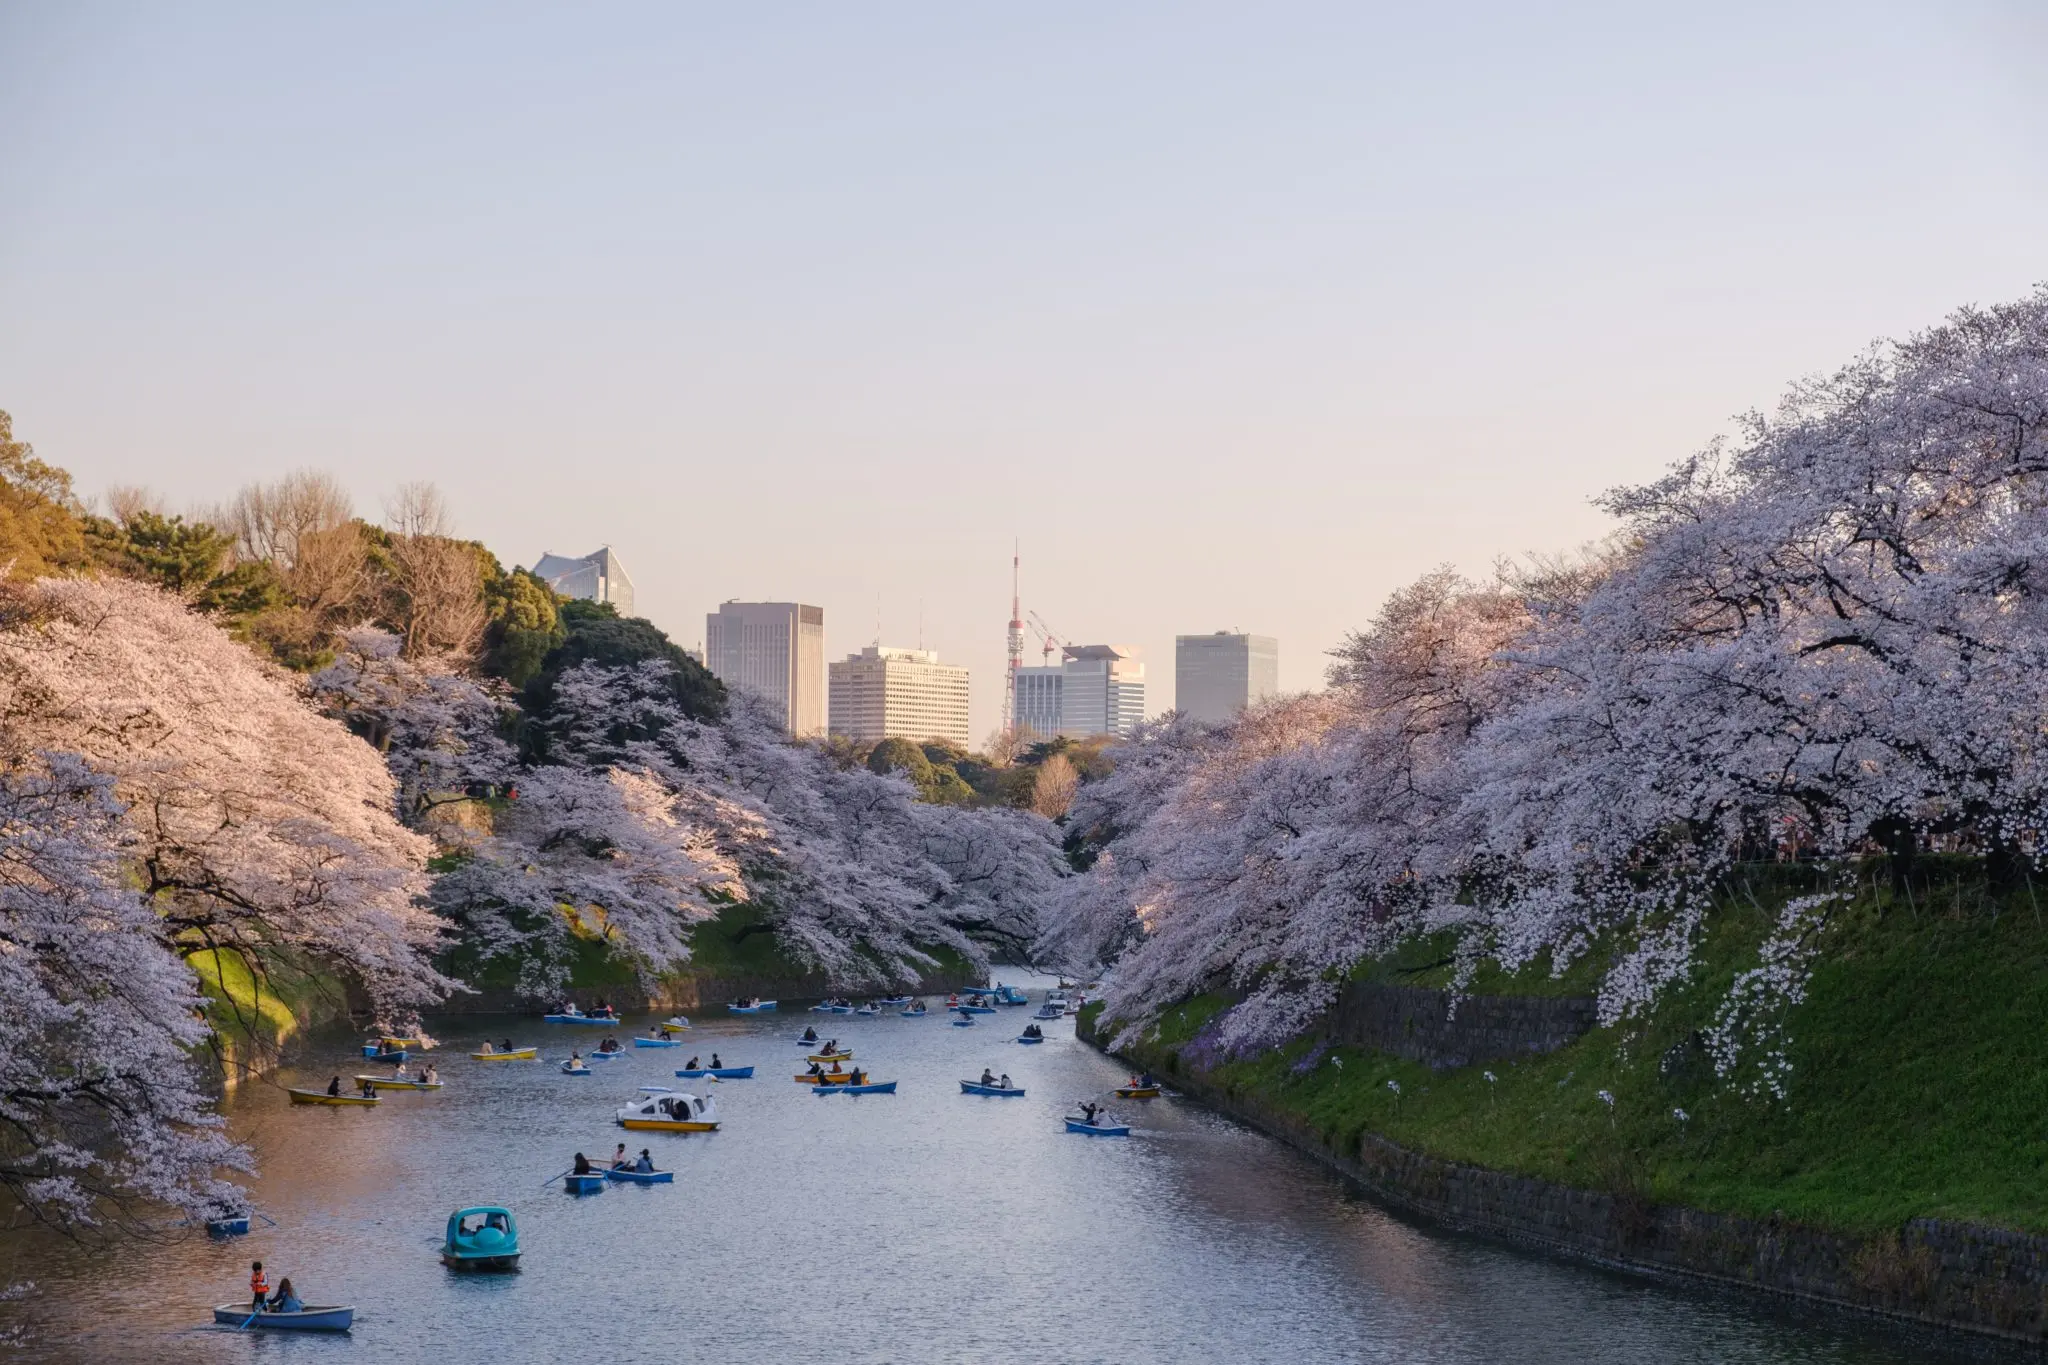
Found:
<box><xmin>705</xmin><ymin>601</ymin><xmax>825</xmax><ymax>735</ymax></box>
<box><xmin>828</xmin><ymin>646</ymin><xmax>971</xmax><ymax>748</ymax></box>
<box><xmin>1175</xmin><ymin>632</ymin><xmax>1279</xmax><ymax>723</ymax></box>
<box><xmin>1012</xmin><ymin>644</ymin><xmax>1145</xmax><ymax>739</ymax></box>
<box><xmin>533</xmin><ymin>546</ymin><xmax>634</xmax><ymax>616</ymax></box>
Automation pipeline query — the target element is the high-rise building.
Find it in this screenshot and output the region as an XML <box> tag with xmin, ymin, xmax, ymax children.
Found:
<box><xmin>1012</xmin><ymin>644</ymin><xmax>1145</xmax><ymax>739</ymax></box>
<box><xmin>705</xmin><ymin>601</ymin><xmax>825</xmax><ymax>735</ymax></box>
<box><xmin>532</xmin><ymin>546</ymin><xmax>634</xmax><ymax>616</ymax></box>
<box><xmin>828</xmin><ymin>646</ymin><xmax>971</xmax><ymax>748</ymax></box>
<box><xmin>1175</xmin><ymin>632</ymin><xmax>1279</xmax><ymax>723</ymax></box>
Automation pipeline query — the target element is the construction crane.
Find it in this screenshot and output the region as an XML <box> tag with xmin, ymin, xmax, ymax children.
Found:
<box><xmin>1027</xmin><ymin>611</ymin><xmax>1066</xmax><ymax>666</ymax></box>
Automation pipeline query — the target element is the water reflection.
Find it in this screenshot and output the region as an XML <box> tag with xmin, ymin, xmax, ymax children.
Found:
<box><xmin>0</xmin><ymin>976</ymin><xmax>1985</xmax><ymax>1364</ymax></box>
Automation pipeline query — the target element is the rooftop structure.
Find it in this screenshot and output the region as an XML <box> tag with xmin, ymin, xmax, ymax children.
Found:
<box><xmin>533</xmin><ymin>546</ymin><xmax>634</xmax><ymax>616</ymax></box>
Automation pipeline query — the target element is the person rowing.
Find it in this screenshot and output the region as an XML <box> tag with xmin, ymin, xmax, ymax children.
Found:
<box><xmin>421</xmin><ymin>1063</ymin><xmax>438</xmax><ymax>1085</ymax></box>
<box><xmin>499</xmin><ymin>1038</ymin><xmax>514</xmax><ymax>1052</ymax></box>
<box><xmin>572</xmin><ymin>1152</ymin><xmax>592</xmax><ymax>1175</ymax></box>
<box><xmin>685</xmin><ymin>1055</ymin><xmax>700</xmax><ymax>1069</ymax></box>
<box><xmin>1079</xmin><ymin>1101</ymin><xmax>1100</xmax><ymax>1124</ymax></box>
<box><xmin>709</xmin><ymin>1053</ymin><xmax>722</xmax><ymax>1069</ymax></box>
<box><xmin>980</xmin><ymin>1068</ymin><xmax>997</xmax><ymax>1086</ymax></box>
<box><xmin>806</xmin><ymin>1061</ymin><xmax>822</xmax><ymax>1075</ymax></box>
<box><xmin>802</xmin><ymin>1026</ymin><xmax>818</xmax><ymax>1042</ymax></box>
<box><xmin>612</xmin><ymin>1143</ymin><xmax>629</xmax><ymax>1169</ymax></box>
<box><xmin>325</xmin><ymin>1076</ymin><xmax>341</xmax><ymax>1096</ymax></box>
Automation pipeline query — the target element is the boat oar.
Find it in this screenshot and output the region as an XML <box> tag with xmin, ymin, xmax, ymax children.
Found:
<box><xmin>237</xmin><ymin>1304</ymin><xmax>263</xmax><ymax>1330</ymax></box>
<box><xmin>540</xmin><ymin>1166</ymin><xmax>576</xmax><ymax>1190</ymax></box>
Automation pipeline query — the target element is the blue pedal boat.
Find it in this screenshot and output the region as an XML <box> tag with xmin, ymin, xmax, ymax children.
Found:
<box><xmin>213</xmin><ymin>1303</ymin><xmax>354</xmax><ymax>1331</ymax></box>
<box><xmin>993</xmin><ymin>986</ymin><xmax>1031</xmax><ymax>1005</ymax></box>
<box><xmin>603</xmin><ymin>1167</ymin><xmax>674</xmax><ymax>1185</ymax></box>
<box><xmin>441</xmin><ymin>1206</ymin><xmax>520</xmax><ymax>1270</ymax></box>
<box><xmin>960</xmin><ymin>1080</ymin><xmax>1026</xmax><ymax>1097</ymax></box>
<box><xmin>1065</xmin><ymin>1118</ymin><xmax>1131</xmax><ymax>1136</ymax></box>
<box><xmin>726</xmin><ymin>1000</ymin><xmax>778</xmax><ymax>1014</ymax></box>
<box><xmin>813</xmin><ymin>1080</ymin><xmax>898</xmax><ymax>1095</ymax></box>
<box><xmin>1015</xmin><ymin>1035</ymin><xmax>1046</xmax><ymax>1044</ymax></box>
<box><xmin>675</xmin><ymin>1066</ymin><xmax>754</xmax><ymax>1079</ymax></box>
<box><xmin>634</xmin><ymin>1037</ymin><xmax>680</xmax><ymax>1048</ymax></box>
<box><xmin>564</xmin><ymin>1172</ymin><xmax>606</xmax><ymax>1195</ymax></box>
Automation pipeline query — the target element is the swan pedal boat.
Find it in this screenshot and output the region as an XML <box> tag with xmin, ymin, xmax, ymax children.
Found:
<box><xmin>564</xmin><ymin>1172</ymin><xmax>606</xmax><ymax>1194</ymax></box>
<box><xmin>960</xmin><ymin>1080</ymin><xmax>1026</xmax><ymax>1096</ymax></box>
<box><xmin>675</xmin><ymin>1065</ymin><xmax>754</xmax><ymax>1079</ymax></box>
<box><xmin>616</xmin><ymin>1091</ymin><xmax>720</xmax><ymax>1132</ymax></box>
<box><xmin>213</xmin><ymin>1303</ymin><xmax>354</xmax><ymax>1331</ymax></box>
<box><xmin>471</xmin><ymin>1046</ymin><xmax>538</xmax><ymax>1060</ymax></box>
<box><xmin>442</xmin><ymin>1206</ymin><xmax>520</xmax><ymax>1270</ymax></box>
<box><xmin>354</xmin><ymin>1075</ymin><xmax>444</xmax><ymax>1091</ymax></box>
<box><xmin>1065</xmin><ymin>1118</ymin><xmax>1131</xmax><ymax>1136</ymax></box>
<box><xmin>1014</xmin><ymin>1035</ymin><xmax>1046</xmax><ymax>1044</ymax></box>
<box><xmin>795</xmin><ymin>1072</ymin><xmax>855</xmax><ymax>1084</ymax></box>
<box><xmin>805</xmin><ymin>1051</ymin><xmax>854</xmax><ymax>1063</ymax></box>
<box><xmin>287</xmin><ymin>1088</ymin><xmax>378</xmax><ymax>1106</ymax></box>
<box><xmin>604</xmin><ymin>1166</ymin><xmax>674</xmax><ymax>1184</ymax></box>
<box><xmin>726</xmin><ymin>1000</ymin><xmax>778</xmax><ymax>1014</ymax></box>
<box><xmin>1115</xmin><ymin>1086</ymin><xmax>1162</xmax><ymax>1098</ymax></box>
<box><xmin>813</xmin><ymin>1080</ymin><xmax>897</xmax><ymax>1095</ymax></box>
<box><xmin>635</xmin><ymin>1037</ymin><xmax>680</xmax><ymax>1047</ymax></box>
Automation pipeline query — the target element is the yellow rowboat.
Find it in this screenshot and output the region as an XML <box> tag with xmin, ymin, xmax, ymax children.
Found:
<box><xmin>794</xmin><ymin>1073</ymin><xmax>855</xmax><ymax>1085</ymax></box>
<box><xmin>380</xmin><ymin>1036</ymin><xmax>429</xmax><ymax>1050</ymax></box>
<box><xmin>806</xmin><ymin>1052</ymin><xmax>853</xmax><ymax>1064</ymax></box>
<box><xmin>617</xmin><ymin>1117</ymin><xmax>719</xmax><ymax>1133</ymax></box>
<box><xmin>287</xmin><ymin>1088</ymin><xmax>379</xmax><ymax>1107</ymax></box>
<box><xmin>469</xmin><ymin>1047</ymin><xmax>538</xmax><ymax>1061</ymax></box>
<box><xmin>1114</xmin><ymin>1086</ymin><xmax>1162</xmax><ymax>1099</ymax></box>
<box><xmin>660</xmin><ymin>1022</ymin><xmax>689</xmax><ymax>1034</ymax></box>
<box><xmin>354</xmin><ymin>1075</ymin><xmax>444</xmax><ymax>1091</ymax></box>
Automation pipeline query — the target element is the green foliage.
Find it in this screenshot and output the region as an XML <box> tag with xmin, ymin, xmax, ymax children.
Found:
<box><xmin>1115</xmin><ymin>871</ymin><xmax>2048</xmax><ymax>1235</ymax></box>
<box><xmin>84</xmin><ymin>510</ymin><xmax>233</xmax><ymax>593</ymax></box>
<box><xmin>867</xmin><ymin>737</ymin><xmax>933</xmax><ymax>781</ymax></box>
<box><xmin>521</xmin><ymin>600</ymin><xmax>725</xmax><ymax>754</ymax></box>
<box><xmin>480</xmin><ymin>564</ymin><xmax>565</xmax><ymax>687</ymax></box>
<box><xmin>0</xmin><ymin>410</ymin><xmax>88</xmax><ymax>578</ymax></box>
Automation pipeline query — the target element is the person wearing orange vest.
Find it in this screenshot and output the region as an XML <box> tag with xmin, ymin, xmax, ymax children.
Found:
<box><xmin>249</xmin><ymin>1261</ymin><xmax>269</xmax><ymax>1312</ymax></box>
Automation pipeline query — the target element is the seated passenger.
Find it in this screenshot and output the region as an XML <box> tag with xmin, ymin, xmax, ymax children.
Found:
<box><xmin>268</xmin><ymin>1277</ymin><xmax>302</xmax><ymax>1314</ymax></box>
<box><xmin>635</xmin><ymin>1149</ymin><xmax>655</xmax><ymax>1173</ymax></box>
<box><xmin>572</xmin><ymin>1152</ymin><xmax>592</xmax><ymax>1175</ymax></box>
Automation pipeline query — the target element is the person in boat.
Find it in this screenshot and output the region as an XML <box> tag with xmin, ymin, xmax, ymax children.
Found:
<box><xmin>1139</xmin><ymin>1071</ymin><xmax>1156</xmax><ymax>1088</ymax></box>
<box><xmin>601</xmin><ymin>1036</ymin><xmax>620</xmax><ymax>1053</ymax></box>
<box><xmin>249</xmin><ymin>1260</ymin><xmax>269</xmax><ymax>1312</ymax></box>
<box><xmin>709</xmin><ymin>1053</ymin><xmax>722</xmax><ymax>1069</ymax></box>
<box><xmin>572</xmin><ymin>1152</ymin><xmax>592</xmax><ymax>1175</ymax></box>
<box><xmin>806</xmin><ymin>1061</ymin><xmax>822</xmax><ymax>1076</ymax></box>
<box><xmin>1080</xmin><ymin>1101</ymin><xmax>1100</xmax><ymax>1124</ymax></box>
<box><xmin>268</xmin><ymin>1277</ymin><xmax>302</xmax><ymax>1314</ymax></box>
<box><xmin>802</xmin><ymin>1026</ymin><xmax>819</xmax><ymax>1042</ymax></box>
<box><xmin>421</xmin><ymin>1064</ymin><xmax>438</xmax><ymax>1085</ymax></box>
<box><xmin>634</xmin><ymin>1149</ymin><xmax>655</xmax><ymax>1173</ymax></box>
<box><xmin>569</xmin><ymin>1050</ymin><xmax>583</xmax><ymax>1066</ymax></box>
<box><xmin>684</xmin><ymin>1055</ymin><xmax>700</xmax><ymax>1069</ymax></box>
<box><xmin>612</xmin><ymin>1143</ymin><xmax>629</xmax><ymax>1169</ymax></box>
<box><xmin>1023</xmin><ymin>1024</ymin><xmax>1042</xmax><ymax>1038</ymax></box>
<box><xmin>392</xmin><ymin>1059</ymin><xmax>408</xmax><ymax>1079</ymax></box>
<box><xmin>499</xmin><ymin>1038</ymin><xmax>513</xmax><ymax>1052</ymax></box>
<box><xmin>998</xmin><ymin>1073</ymin><xmax>1012</xmax><ymax>1090</ymax></box>
<box><xmin>358</xmin><ymin>1077</ymin><xmax>376</xmax><ymax>1098</ymax></box>
<box><xmin>849</xmin><ymin>1067</ymin><xmax>865</xmax><ymax>1086</ymax></box>
<box><xmin>980</xmin><ymin>1068</ymin><xmax>997</xmax><ymax>1086</ymax></box>
<box><xmin>325</xmin><ymin>1076</ymin><xmax>341</xmax><ymax>1097</ymax></box>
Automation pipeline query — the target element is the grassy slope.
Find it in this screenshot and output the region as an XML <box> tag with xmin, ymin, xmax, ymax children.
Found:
<box><xmin>185</xmin><ymin>946</ymin><xmax>340</xmax><ymax>1055</ymax></box>
<box><xmin>1113</xmin><ymin>866</ymin><xmax>2048</xmax><ymax>1236</ymax></box>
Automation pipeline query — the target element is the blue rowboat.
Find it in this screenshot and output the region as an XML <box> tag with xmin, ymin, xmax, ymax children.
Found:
<box><xmin>360</xmin><ymin>1043</ymin><xmax>381</xmax><ymax>1058</ymax></box>
<box><xmin>442</xmin><ymin>1206</ymin><xmax>520</xmax><ymax>1270</ymax></box>
<box><xmin>1033</xmin><ymin>1006</ymin><xmax>1063</xmax><ymax>1020</ymax></box>
<box><xmin>813</xmin><ymin>1080</ymin><xmax>897</xmax><ymax>1095</ymax></box>
<box><xmin>213</xmin><ymin>1303</ymin><xmax>354</xmax><ymax>1331</ymax></box>
<box><xmin>808</xmin><ymin>1003</ymin><xmax>853</xmax><ymax>1014</ymax></box>
<box><xmin>957</xmin><ymin>1005</ymin><xmax>997</xmax><ymax>1014</ymax></box>
<box><xmin>634</xmin><ymin>1037</ymin><xmax>679</xmax><ymax>1048</ymax></box>
<box><xmin>675</xmin><ymin>1066</ymin><xmax>754</xmax><ymax>1079</ymax></box>
<box><xmin>899</xmin><ymin>1008</ymin><xmax>928</xmax><ymax>1018</ymax></box>
<box><xmin>878</xmin><ymin>995</ymin><xmax>911</xmax><ymax>1005</ymax></box>
<box><xmin>543</xmin><ymin>1014</ymin><xmax>619</xmax><ymax>1025</ymax></box>
<box><xmin>561</xmin><ymin>1063</ymin><xmax>591</xmax><ymax>1075</ymax></box>
<box><xmin>564</xmin><ymin>1172</ymin><xmax>606</xmax><ymax>1194</ymax></box>
<box><xmin>588</xmin><ymin>1050</ymin><xmax>623</xmax><ymax>1061</ymax></box>
<box><xmin>604</xmin><ymin>1167</ymin><xmax>674</xmax><ymax>1185</ymax></box>
<box><xmin>950</xmin><ymin>1018</ymin><xmax>976</xmax><ymax>1027</ymax></box>
<box><xmin>1065</xmin><ymin>1118</ymin><xmax>1130</xmax><ymax>1136</ymax></box>
<box><xmin>960</xmin><ymin>1080</ymin><xmax>1026</xmax><ymax>1097</ymax></box>
<box><xmin>206</xmin><ymin>1215</ymin><xmax>251</xmax><ymax>1237</ymax></box>
<box><xmin>726</xmin><ymin>1000</ymin><xmax>778</xmax><ymax>1014</ymax></box>
<box><xmin>1014</xmin><ymin>1035</ymin><xmax>1046</xmax><ymax>1044</ymax></box>
<box><xmin>365</xmin><ymin>1049</ymin><xmax>406</xmax><ymax>1064</ymax></box>
<box><xmin>853</xmin><ymin>1006</ymin><xmax>880</xmax><ymax>1016</ymax></box>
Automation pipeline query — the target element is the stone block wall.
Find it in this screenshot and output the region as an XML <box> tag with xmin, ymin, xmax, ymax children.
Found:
<box><xmin>1325</xmin><ymin>982</ymin><xmax>1597</xmax><ymax>1070</ymax></box>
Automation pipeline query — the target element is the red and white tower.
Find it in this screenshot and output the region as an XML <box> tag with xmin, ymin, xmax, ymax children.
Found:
<box><xmin>1003</xmin><ymin>540</ymin><xmax>1024</xmax><ymax>734</ymax></box>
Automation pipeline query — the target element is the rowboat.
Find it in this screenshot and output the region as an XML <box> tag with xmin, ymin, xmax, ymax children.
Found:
<box><xmin>544</xmin><ymin>1012</ymin><xmax>619</xmax><ymax>1025</ymax></box>
<box><xmin>354</xmin><ymin>1075</ymin><xmax>444</xmax><ymax>1091</ymax></box>
<box><xmin>1115</xmin><ymin>1086</ymin><xmax>1162</xmax><ymax>1099</ymax></box>
<box><xmin>206</xmin><ymin>1215</ymin><xmax>251</xmax><ymax>1237</ymax></box>
<box><xmin>212</xmin><ymin>1303</ymin><xmax>354</xmax><ymax>1331</ymax></box>
<box><xmin>470</xmin><ymin>1046</ymin><xmax>537</xmax><ymax>1060</ymax></box>
<box><xmin>853</xmin><ymin>1005</ymin><xmax>880</xmax><ymax>1016</ymax></box>
<box><xmin>634</xmin><ymin>1037</ymin><xmax>680</xmax><ymax>1048</ymax></box>
<box><xmin>957</xmin><ymin>1004</ymin><xmax>997</xmax><ymax>1015</ymax></box>
<box><xmin>794</xmin><ymin>1072</ymin><xmax>855</xmax><ymax>1084</ymax></box>
<box><xmin>603</xmin><ymin>1167</ymin><xmax>674</xmax><ymax>1185</ymax></box>
<box><xmin>726</xmin><ymin>1000</ymin><xmax>778</xmax><ymax>1014</ymax></box>
<box><xmin>878</xmin><ymin>995</ymin><xmax>912</xmax><ymax>1005</ymax></box>
<box><xmin>793</xmin><ymin>1034</ymin><xmax>828</xmax><ymax>1044</ymax></box>
<box><xmin>564</xmin><ymin>1172</ymin><xmax>606</xmax><ymax>1195</ymax></box>
<box><xmin>951</xmin><ymin>1018</ymin><xmax>976</xmax><ymax>1027</ymax></box>
<box><xmin>960</xmin><ymin>1080</ymin><xmax>1026</xmax><ymax>1097</ymax></box>
<box><xmin>675</xmin><ymin>1066</ymin><xmax>754</xmax><ymax>1079</ymax></box>
<box><xmin>1065</xmin><ymin>1118</ymin><xmax>1130</xmax><ymax>1136</ymax></box>
<box><xmin>589</xmin><ymin>1050</ymin><xmax>623</xmax><ymax>1061</ymax></box>
<box><xmin>364</xmin><ymin>1049</ymin><xmax>407</xmax><ymax>1065</ymax></box>
<box><xmin>1015</xmin><ymin>1035</ymin><xmax>1045</xmax><ymax>1044</ymax></box>
<box><xmin>805</xmin><ymin>1051</ymin><xmax>853</xmax><ymax>1064</ymax></box>
<box><xmin>660</xmin><ymin>1019</ymin><xmax>691</xmax><ymax>1033</ymax></box>
<box><xmin>379</xmin><ymin>1034</ymin><xmax>428</xmax><ymax>1050</ymax></box>
<box><xmin>899</xmin><ymin>1008</ymin><xmax>928</xmax><ymax>1018</ymax></box>
<box><xmin>286</xmin><ymin>1089</ymin><xmax>377</xmax><ymax>1106</ymax></box>
<box><xmin>442</xmin><ymin>1206</ymin><xmax>519</xmax><ymax>1270</ymax></box>
<box><xmin>809</xmin><ymin>1003</ymin><xmax>853</xmax><ymax>1014</ymax></box>
<box><xmin>814</xmin><ymin>1080</ymin><xmax>897</xmax><ymax>1095</ymax></box>
<box><xmin>1033</xmin><ymin>1005</ymin><xmax>1063</xmax><ymax>1020</ymax></box>
<box><xmin>561</xmin><ymin>1062</ymin><xmax>591</xmax><ymax>1075</ymax></box>
<box><xmin>616</xmin><ymin>1091</ymin><xmax>720</xmax><ymax>1132</ymax></box>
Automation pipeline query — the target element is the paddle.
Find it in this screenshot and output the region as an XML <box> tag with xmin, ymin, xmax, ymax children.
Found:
<box><xmin>237</xmin><ymin>1302</ymin><xmax>264</xmax><ymax>1330</ymax></box>
<box><xmin>540</xmin><ymin>1166</ymin><xmax>576</xmax><ymax>1190</ymax></box>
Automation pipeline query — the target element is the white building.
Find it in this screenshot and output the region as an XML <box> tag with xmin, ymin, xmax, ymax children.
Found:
<box><xmin>705</xmin><ymin>601</ymin><xmax>826</xmax><ymax>735</ymax></box>
<box><xmin>533</xmin><ymin>546</ymin><xmax>634</xmax><ymax>616</ymax></box>
<box><xmin>828</xmin><ymin>646</ymin><xmax>971</xmax><ymax>748</ymax></box>
<box><xmin>1012</xmin><ymin>644</ymin><xmax>1145</xmax><ymax>739</ymax></box>
<box><xmin>1175</xmin><ymin>631</ymin><xmax>1279</xmax><ymax>723</ymax></box>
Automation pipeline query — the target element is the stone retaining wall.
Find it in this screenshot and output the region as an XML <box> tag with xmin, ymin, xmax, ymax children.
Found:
<box><xmin>1326</xmin><ymin>982</ymin><xmax>1596</xmax><ymax>1070</ymax></box>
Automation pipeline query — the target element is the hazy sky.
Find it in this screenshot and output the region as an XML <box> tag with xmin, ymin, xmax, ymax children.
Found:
<box><xmin>5</xmin><ymin>3</ymin><xmax>2046</xmax><ymax>740</ymax></box>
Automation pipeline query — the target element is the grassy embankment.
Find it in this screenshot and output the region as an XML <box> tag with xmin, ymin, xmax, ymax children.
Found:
<box><xmin>1097</xmin><ymin>861</ymin><xmax>2048</xmax><ymax>1236</ymax></box>
<box><xmin>184</xmin><ymin>946</ymin><xmax>349</xmax><ymax>1081</ymax></box>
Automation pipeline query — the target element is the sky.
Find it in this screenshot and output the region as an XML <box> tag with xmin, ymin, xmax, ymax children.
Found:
<box><xmin>4</xmin><ymin>2</ymin><xmax>2047</xmax><ymax>741</ymax></box>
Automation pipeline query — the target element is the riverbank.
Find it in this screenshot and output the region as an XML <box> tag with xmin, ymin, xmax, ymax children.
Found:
<box><xmin>1080</xmin><ymin>865</ymin><xmax>2048</xmax><ymax>1346</ymax></box>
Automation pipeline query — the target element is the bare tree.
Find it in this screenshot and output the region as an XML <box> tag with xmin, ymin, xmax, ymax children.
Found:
<box><xmin>220</xmin><ymin>470</ymin><xmax>354</xmax><ymax>567</ymax></box>
<box><xmin>1030</xmin><ymin>752</ymin><xmax>1079</xmax><ymax>820</ymax></box>
<box><xmin>983</xmin><ymin>725</ymin><xmax>1035</xmax><ymax>766</ymax></box>
<box><xmin>384</xmin><ymin>482</ymin><xmax>485</xmax><ymax>657</ymax></box>
<box><xmin>102</xmin><ymin>484</ymin><xmax>166</xmax><ymax>526</ymax></box>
